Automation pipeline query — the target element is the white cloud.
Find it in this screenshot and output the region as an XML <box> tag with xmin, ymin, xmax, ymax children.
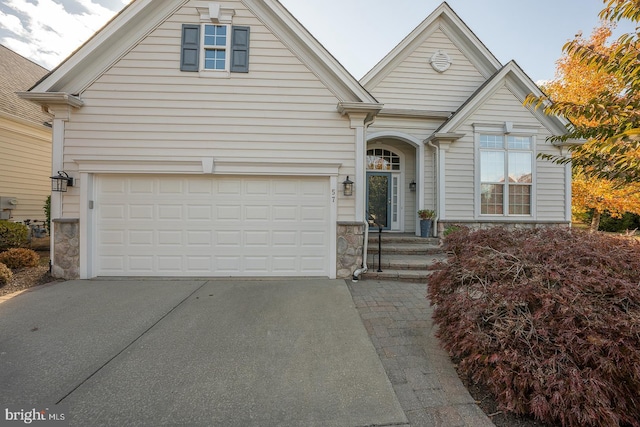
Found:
<box><xmin>0</xmin><ymin>10</ymin><xmax>27</xmax><ymax>37</ymax></box>
<box><xmin>0</xmin><ymin>0</ymin><xmax>125</xmax><ymax>69</ymax></box>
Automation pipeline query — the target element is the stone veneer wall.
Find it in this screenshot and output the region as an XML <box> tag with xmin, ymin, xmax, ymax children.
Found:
<box><xmin>436</xmin><ymin>221</ymin><xmax>571</xmax><ymax>237</ymax></box>
<box><xmin>336</xmin><ymin>221</ymin><xmax>365</xmax><ymax>279</ymax></box>
<box><xmin>52</xmin><ymin>218</ymin><xmax>80</xmax><ymax>280</ymax></box>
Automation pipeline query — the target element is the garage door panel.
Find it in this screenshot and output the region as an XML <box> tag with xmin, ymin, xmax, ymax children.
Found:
<box><xmin>217</xmin><ymin>205</ymin><xmax>241</xmax><ymax>220</ymax></box>
<box><xmin>187</xmin><ymin>231</ymin><xmax>212</xmax><ymax>246</ymax></box>
<box><xmin>272</xmin><ymin>231</ymin><xmax>297</xmax><ymax>246</ymax></box>
<box><xmin>96</xmin><ymin>175</ymin><xmax>330</xmax><ymax>276</ymax></box>
<box><xmin>100</xmin><ymin>205</ymin><xmax>126</xmax><ymax>220</ymax></box>
<box><xmin>128</xmin><ymin>178</ymin><xmax>154</xmax><ymax>194</ymax></box>
<box><xmin>186</xmin><ymin>205</ymin><xmax>212</xmax><ymax>220</ymax></box>
<box><xmin>245</xmin><ymin>206</ymin><xmax>269</xmax><ymax>221</ymax></box>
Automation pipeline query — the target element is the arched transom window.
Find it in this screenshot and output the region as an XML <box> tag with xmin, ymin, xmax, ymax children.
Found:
<box><xmin>367</xmin><ymin>149</ymin><xmax>400</xmax><ymax>171</ymax></box>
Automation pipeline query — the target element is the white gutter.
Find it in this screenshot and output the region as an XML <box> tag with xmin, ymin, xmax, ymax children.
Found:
<box><xmin>352</xmin><ymin>221</ymin><xmax>370</xmax><ymax>282</ymax></box>
<box><xmin>426</xmin><ymin>139</ymin><xmax>439</xmax><ymax>236</ymax></box>
<box><xmin>352</xmin><ymin>114</ymin><xmax>377</xmax><ymax>281</ymax></box>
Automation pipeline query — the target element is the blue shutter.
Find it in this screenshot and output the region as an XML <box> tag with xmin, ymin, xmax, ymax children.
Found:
<box><xmin>180</xmin><ymin>24</ymin><xmax>200</xmax><ymax>72</ymax></box>
<box><xmin>230</xmin><ymin>26</ymin><xmax>250</xmax><ymax>73</ymax></box>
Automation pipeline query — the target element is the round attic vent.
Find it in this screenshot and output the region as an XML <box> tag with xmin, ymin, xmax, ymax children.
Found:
<box><xmin>429</xmin><ymin>50</ymin><xmax>452</xmax><ymax>73</ymax></box>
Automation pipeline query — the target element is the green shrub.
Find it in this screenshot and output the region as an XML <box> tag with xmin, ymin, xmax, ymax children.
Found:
<box><xmin>0</xmin><ymin>248</ymin><xmax>40</xmax><ymax>269</ymax></box>
<box><xmin>0</xmin><ymin>262</ymin><xmax>12</xmax><ymax>286</ymax></box>
<box><xmin>429</xmin><ymin>227</ymin><xmax>640</xmax><ymax>427</ymax></box>
<box><xmin>442</xmin><ymin>224</ymin><xmax>461</xmax><ymax>237</ymax></box>
<box><xmin>0</xmin><ymin>221</ymin><xmax>28</xmax><ymax>250</ymax></box>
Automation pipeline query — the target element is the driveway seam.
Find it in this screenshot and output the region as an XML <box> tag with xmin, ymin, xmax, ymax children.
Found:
<box><xmin>55</xmin><ymin>280</ymin><xmax>209</xmax><ymax>404</ymax></box>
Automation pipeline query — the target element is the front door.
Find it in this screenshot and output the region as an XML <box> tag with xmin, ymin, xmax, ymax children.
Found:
<box><xmin>367</xmin><ymin>172</ymin><xmax>400</xmax><ymax>230</ymax></box>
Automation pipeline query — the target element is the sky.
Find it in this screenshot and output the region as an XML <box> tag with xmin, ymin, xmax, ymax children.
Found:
<box><xmin>0</xmin><ymin>0</ymin><xmax>636</xmax><ymax>83</ymax></box>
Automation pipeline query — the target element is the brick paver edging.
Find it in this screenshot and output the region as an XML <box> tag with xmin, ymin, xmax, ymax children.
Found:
<box><xmin>347</xmin><ymin>280</ymin><xmax>495</xmax><ymax>427</ymax></box>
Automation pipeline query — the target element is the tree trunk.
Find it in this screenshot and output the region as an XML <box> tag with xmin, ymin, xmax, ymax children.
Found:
<box><xmin>590</xmin><ymin>209</ymin><xmax>601</xmax><ymax>233</ymax></box>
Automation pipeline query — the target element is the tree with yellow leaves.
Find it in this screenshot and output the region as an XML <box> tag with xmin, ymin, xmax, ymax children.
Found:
<box><xmin>537</xmin><ymin>18</ymin><xmax>640</xmax><ymax>231</ymax></box>
<box><xmin>527</xmin><ymin>0</ymin><xmax>640</xmax><ymax>184</ymax></box>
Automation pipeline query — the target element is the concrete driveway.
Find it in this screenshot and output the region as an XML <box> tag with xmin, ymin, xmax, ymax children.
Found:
<box><xmin>0</xmin><ymin>279</ymin><xmax>406</xmax><ymax>426</ymax></box>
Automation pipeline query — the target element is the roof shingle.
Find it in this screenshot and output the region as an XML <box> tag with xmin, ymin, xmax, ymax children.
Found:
<box><xmin>0</xmin><ymin>45</ymin><xmax>50</xmax><ymax>126</ymax></box>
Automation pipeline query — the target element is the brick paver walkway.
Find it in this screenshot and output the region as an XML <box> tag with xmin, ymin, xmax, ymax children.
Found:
<box><xmin>348</xmin><ymin>280</ymin><xmax>495</xmax><ymax>427</ymax></box>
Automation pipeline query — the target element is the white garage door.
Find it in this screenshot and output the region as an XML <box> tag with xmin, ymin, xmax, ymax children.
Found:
<box><xmin>96</xmin><ymin>175</ymin><xmax>331</xmax><ymax>276</ymax></box>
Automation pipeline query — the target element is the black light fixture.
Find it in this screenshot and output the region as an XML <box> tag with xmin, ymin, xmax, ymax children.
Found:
<box><xmin>50</xmin><ymin>171</ymin><xmax>74</xmax><ymax>192</ymax></box>
<box><xmin>342</xmin><ymin>176</ymin><xmax>354</xmax><ymax>196</ymax></box>
<box><xmin>409</xmin><ymin>180</ymin><xmax>416</xmax><ymax>192</ymax></box>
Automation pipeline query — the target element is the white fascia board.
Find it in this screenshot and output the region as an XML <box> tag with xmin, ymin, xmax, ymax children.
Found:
<box><xmin>438</xmin><ymin>62</ymin><xmax>569</xmax><ymax>137</ymax></box>
<box><xmin>31</xmin><ymin>0</ymin><xmax>188</xmax><ymax>94</ymax></box>
<box><xmin>0</xmin><ymin>110</ymin><xmax>52</xmax><ymax>131</ymax></box>
<box><xmin>17</xmin><ymin>92</ymin><xmax>84</xmax><ymax>108</ymax></box>
<box><xmin>244</xmin><ymin>0</ymin><xmax>377</xmax><ymax>103</ymax></box>
<box><xmin>502</xmin><ymin>63</ymin><xmax>572</xmax><ymax>136</ymax></box>
<box><xmin>361</xmin><ymin>2</ymin><xmax>501</xmax><ymax>88</ymax></box>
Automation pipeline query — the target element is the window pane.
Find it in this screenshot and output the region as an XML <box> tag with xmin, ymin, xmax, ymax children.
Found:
<box><xmin>509</xmin><ymin>185</ymin><xmax>531</xmax><ymax>215</ymax></box>
<box><xmin>480</xmin><ymin>134</ymin><xmax>504</xmax><ymax>149</ymax></box>
<box><xmin>204</xmin><ymin>25</ymin><xmax>227</xmax><ymax>47</ymax></box>
<box><xmin>508</xmin><ymin>136</ymin><xmax>532</xmax><ymax>150</ymax></box>
<box><xmin>508</xmin><ymin>152</ymin><xmax>532</xmax><ymax>183</ymax></box>
<box><xmin>366</xmin><ymin>149</ymin><xmax>401</xmax><ymax>171</ymax></box>
<box><xmin>481</xmin><ymin>151</ymin><xmax>505</xmax><ymax>182</ymax></box>
<box><xmin>204</xmin><ymin>49</ymin><xmax>226</xmax><ymax>70</ymax></box>
<box><xmin>481</xmin><ymin>184</ymin><xmax>504</xmax><ymax>214</ymax></box>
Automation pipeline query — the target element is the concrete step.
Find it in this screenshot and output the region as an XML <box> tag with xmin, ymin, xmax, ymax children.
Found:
<box><xmin>360</xmin><ymin>269</ymin><xmax>436</xmax><ymax>283</ymax></box>
<box><xmin>368</xmin><ymin>243</ymin><xmax>443</xmax><ymax>255</ymax></box>
<box><xmin>366</xmin><ymin>254</ymin><xmax>446</xmax><ymax>270</ymax></box>
<box><xmin>368</xmin><ymin>233</ymin><xmax>440</xmax><ymax>245</ymax></box>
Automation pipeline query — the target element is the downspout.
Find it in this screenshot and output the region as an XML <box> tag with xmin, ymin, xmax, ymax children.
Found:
<box><xmin>352</xmin><ymin>114</ymin><xmax>376</xmax><ymax>282</ymax></box>
<box><xmin>352</xmin><ymin>221</ymin><xmax>369</xmax><ymax>281</ymax></box>
<box><xmin>426</xmin><ymin>139</ymin><xmax>439</xmax><ymax>237</ymax></box>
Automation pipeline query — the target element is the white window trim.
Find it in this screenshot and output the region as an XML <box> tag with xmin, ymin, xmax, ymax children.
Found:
<box><xmin>474</xmin><ymin>125</ymin><xmax>537</xmax><ymax>220</ymax></box>
<box><xmin>200</xmin><ymin>23</ymin><xmax>231</xmax><ymax>74</ymax></box>
<box><xmin>196</xmin><ymin>2</ymin><xmax>235</xmax><ymax>76</ymax></box>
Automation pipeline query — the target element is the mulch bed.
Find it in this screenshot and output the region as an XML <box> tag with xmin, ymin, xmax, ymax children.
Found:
<box><xmin>0</xmin><ymin>250</ymin><xmax>63</xmax><ymax>297</ymax></box>
<box><xmin>455</xmin><ymin>366</ymin><xmax>554</xmax><ymax>427</ymax></box>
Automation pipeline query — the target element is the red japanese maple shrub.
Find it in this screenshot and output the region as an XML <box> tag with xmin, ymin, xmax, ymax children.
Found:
<box><xmin>428</xmin><ymin>227</ymin><xmax>640</xmax><ymax>427</ymax></box>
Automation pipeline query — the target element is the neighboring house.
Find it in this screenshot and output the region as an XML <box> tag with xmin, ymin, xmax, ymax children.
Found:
<box><xmin>0</xmin><ymin>45</ymin><xmax>51</xmax><ymax>222</ymax></box>
<box><xmin>20</xmin><ymin>0</ymin><xmax>574</xmax><ymax>280</ymax></box>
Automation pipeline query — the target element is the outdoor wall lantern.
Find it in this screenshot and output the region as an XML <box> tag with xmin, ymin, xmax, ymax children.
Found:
<box><xmin>343</xmin><ymin>176</ymin><xmax>354</xmax><ymax>196</ymax></box>
<box><xmin>50</xmin><ymin>171</ymin><xmax>74</xmax><ymax>192</ymax></box>
<box><xmin>409</xmin><ymin>180</ymin><xmax>416</xmax><ymax>192</ymax></box>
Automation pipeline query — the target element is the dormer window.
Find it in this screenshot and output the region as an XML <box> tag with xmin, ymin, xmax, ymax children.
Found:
<box><xmin>180</xmin><ymin>2</ymin><xmax>249</xmax><ymax>74</ymax></box>
<box><xmin>203</xmin><ymin>24</ymin><xmax>228</xmax><ymax>70</ymax></box>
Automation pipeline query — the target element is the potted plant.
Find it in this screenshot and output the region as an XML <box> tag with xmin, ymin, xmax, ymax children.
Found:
<box><xmin>417</xmin><ymin>209</ymin><xmax>435</xmax><ymax>237</ymax></box>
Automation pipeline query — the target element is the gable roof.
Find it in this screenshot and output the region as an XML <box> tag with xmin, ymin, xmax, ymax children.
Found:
<box><xmin>360</xmin><ymin>2</ymin><xmax>501</xmax><ymax>90</ymax></box>
<box><xmin>0</xmin><ymin>45</ymin><xmax>50</xmax><ymax>126</ymax></box>
<box><xmin>27</xmin><ymin>0</ymin><xmax>378</xmax><ymax>105</ymax></box>
<box><xmin>431</xmin><ymin>61</ymin><xmax>570</xmax><ymax>138</ymax></box>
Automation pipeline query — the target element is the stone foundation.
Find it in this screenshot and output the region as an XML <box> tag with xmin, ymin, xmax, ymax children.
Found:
<box><xmin>336</xmin><ymin>221</ymin><xmax>365</xmax><ymax>279</ymax></box>
<box><xmin>437</xmin><ymin>220</ymin><xmax>571</xmax><ymax>237</ymax></box>
<box><xmin>52</xmin><ymin>218</ymin><xmax>80</xmax><ymax>280</ymax></box>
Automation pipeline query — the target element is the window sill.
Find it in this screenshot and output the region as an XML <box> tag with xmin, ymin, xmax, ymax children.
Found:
<box><xmin>198</xmin><ymin>70</ymin><xmax>231</xmax><ymax>78</ymax></box>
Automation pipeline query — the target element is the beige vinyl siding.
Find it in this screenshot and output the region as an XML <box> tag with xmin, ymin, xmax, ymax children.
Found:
<box><xmin>61</xmin><ymin>0</ymin><xmax>356</xmax><ymax>219</ymax></box>
<box><xmin>536</xmin><ymin>135</ymin><xmax>567</xmax><ymax>221</ymax></box>
<box><xmin>444</xmin><ymin>84</ymin><xmax>567</xmax><ymax>221</ymax></box>
<box><xmin>0</xmin><ymin>116</ymin><xmax>51</xmax><ymax>222</ymax></box>
<box><xmin>367</xmin><ymin>27</ymin><xmax>486</xmax><ymax>112</ymax></box>
<box><xmin>443</xmin><ymin>129</ymin><xmax>475</xmax><ymax>220</ymax></box>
